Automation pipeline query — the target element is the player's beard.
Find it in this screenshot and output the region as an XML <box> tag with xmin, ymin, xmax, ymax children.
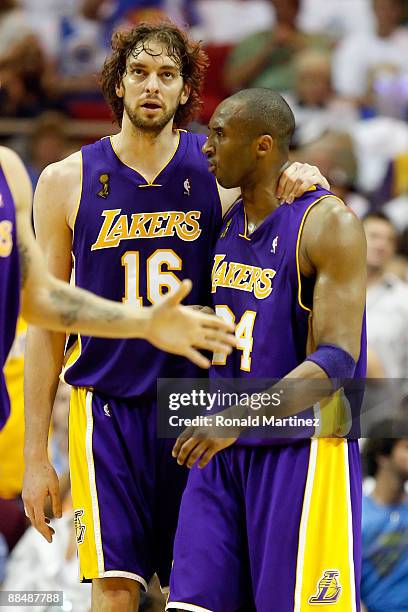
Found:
<box><xmin>124</xmin><ymin>94</ymin><xmax>181</xmax><ymax>136</ymax></box>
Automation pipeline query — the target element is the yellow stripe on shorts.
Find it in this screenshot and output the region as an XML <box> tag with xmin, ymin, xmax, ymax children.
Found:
<box><xmin>294</xmin><ymin>438</ymin><xmax>356</xmax><ymax>610</ymax></box>
<box><xmin>69</xmin><ymin>388</ymin><xmax>105</xmax><ymax>579</ymax></box>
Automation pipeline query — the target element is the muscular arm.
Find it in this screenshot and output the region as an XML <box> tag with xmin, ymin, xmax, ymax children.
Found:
<box><xmin>23</xmin><ymin>154</ymin><xmax>79</xmax><ymax>466</ymax></box>
<box><xmin>174</xmin><ymin>200</ymin><xmax>367</xmax><ymax>467</ymax></box>
<box><xmin>267</xmin><ymin>199</ymin><xmax>367</xmax><ymax>417</ymax></box>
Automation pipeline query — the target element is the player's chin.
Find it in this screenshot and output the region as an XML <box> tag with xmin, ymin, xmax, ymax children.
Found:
<box><xmin>217</xmin><ymin>175</ymin><xmax>237</xmax><ymax>190</ymax></box>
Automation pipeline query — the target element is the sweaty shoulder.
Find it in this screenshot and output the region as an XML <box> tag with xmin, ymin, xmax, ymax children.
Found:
<box><xmin>300</xmin><ymin>197</ymin><xmax>366</xmax><ymax>276</ymax></box>
<box><xmin>35</xmin><ymin>150</ymin><xmax>82</xmax><ymax>229</ymax></box>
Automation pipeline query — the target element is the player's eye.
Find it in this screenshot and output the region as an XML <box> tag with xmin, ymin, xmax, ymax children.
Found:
<box><xmin>162</xmin><ymin>72</ymin><xmax>175</xmax><ymax>79</ymax></box>
<box><xmin>132</xmin><ymin>68</ymin><xmax>144</xmax><ymax>75</ymax></box>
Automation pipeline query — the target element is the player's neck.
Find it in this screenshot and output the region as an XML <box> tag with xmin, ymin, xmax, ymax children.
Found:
<box><xmin>112</xmin><ymin>118</ymin><xmax>179</xmax><ymax>182</ymax></box>
<box><xmin>241</xmin><ymin>160</ymin><xmax>287</xmax><ymax>228</ymax></box>
<box><xmin>372</xmin><ymin>471</ymin><xmax>407</xmax><ymax>506</ymax></box>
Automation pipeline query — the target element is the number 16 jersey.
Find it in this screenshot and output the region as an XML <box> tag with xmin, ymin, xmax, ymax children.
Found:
<box><xmin>62</xmin><ymin>130</ymin><xmax>222</xmax><ymax>398</ymax></box>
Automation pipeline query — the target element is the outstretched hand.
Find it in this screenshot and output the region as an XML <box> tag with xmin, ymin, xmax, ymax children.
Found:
<box><xmin>148</xmin><ymin>279</ymin><xmax>236</xmax><ymax>368</ymax></box>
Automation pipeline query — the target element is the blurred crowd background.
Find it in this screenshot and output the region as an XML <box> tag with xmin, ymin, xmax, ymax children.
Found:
<box><xmin>0</xmin><ymin>0</ymin><xmax>408</xmax><ymax>611</ymax></box>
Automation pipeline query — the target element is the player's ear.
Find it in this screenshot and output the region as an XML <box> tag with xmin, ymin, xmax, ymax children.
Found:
<box><xmin>180</xmin><ymin>83</ymin><xmax>191</xmax><ymax>106</ymax></box>
<box><xmin>116</xmin><ymin>80</ymin><xmax>124</xmax><ymax>99</ymax></box>
<box><xmin>257</xmin><ymin>135</ymin><xmax>273</xmax><ymax>157</ymax></box>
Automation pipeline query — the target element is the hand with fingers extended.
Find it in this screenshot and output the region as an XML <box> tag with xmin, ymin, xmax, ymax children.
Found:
<box><xmin>148</xmin><ymin>279</ymin><xmax>236</xmax><ymax>369</ymax></box>
<box><xmin>276</xmin><ymin>162</ymin><xmax>330</xmax><ymax>204</ymax></box>
<box><xmin>22</xmin><ymin>458</ymin><xmax>62</xmax><ymax>543</ymax></box>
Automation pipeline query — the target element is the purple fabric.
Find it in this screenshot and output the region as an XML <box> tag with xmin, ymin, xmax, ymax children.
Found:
<box><xmin>87</xmin><ymin>392</ymin><xmax>187</xmax><ymax>585</ymax></box>
<box><xmin>210</xmin><ymin>189</ymin><xmax>367</xmax><ymax>445</ymax></box>
<box><xmin>0</xmin><ymin>166</ymin><xmax>20</xmax><ymax>429</ymax></box>
<box><xmin>305</xmin><ymin>343</ymin><xmax>356</xmax><ymax>390</ymax></box>
<box><xmin>170</xmin><ymin>442</ymin><xmax>310</xmax><ymax>612</ymax></box>
<box><xmin>349</xmin><ymin>440</ymin><xmax>362</xmax><ymax>608</ymax></box>
<box><xmin>169</xmin><ymin>440</ymin><xmax>362</xmax><ymax>612</ymax></box>
<box><xmin>65</xmin><ymin>131</ymin><xmax>222</xmax><ymax>398</ymax></box>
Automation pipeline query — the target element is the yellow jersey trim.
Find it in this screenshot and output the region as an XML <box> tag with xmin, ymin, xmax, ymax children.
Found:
<box><xmin>69</xmin><ymin>388</ymin><xmax>104</xmax><ymax>579</ymax></box>
<box><xmin>295</xmin><ymin>195</ymin><xmax>344</xmax><ymax>312</ymax></box>
<box><xmin>85</xmin><ymin>391</ymin><xmax>105</xmax><ymax>575</ymax></box>
<box><xmin>294</xmin><ymin>439</ymin><xmax>356</xmax><ymax>611</ymax></box>
<box><xmin>239</xmin><ymin>209</ymin><xmax>252</xmax><ymax>241</ymax></box>
<box><xmin>294</xmin><ymin>438</ymin><xmax>318</xmax><ymax>611</ymax></box>
<box><xmin>109</xmin><ymin>130</ymin><xmax>181</xmax><ymax>186</ymax></box>
<box><xmin>70</xmin><ymin>150</ymin><xmax>83</xmax><ymax>240</ymax></box>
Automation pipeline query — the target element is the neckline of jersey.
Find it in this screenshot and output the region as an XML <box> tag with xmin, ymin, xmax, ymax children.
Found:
<box><xmin>239</xmin><ymin>200</ymin><xmax>285</xmax><ymax>241</ymax></box>
<box><xmin>108</xmin><ymin>129</ymin><xmax>183</xmax><ymax>186</ymax></box>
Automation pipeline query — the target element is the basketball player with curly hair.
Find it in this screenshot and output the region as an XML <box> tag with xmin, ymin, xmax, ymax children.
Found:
<box><xmin>23</xmin><ymin>21</ymin><xmax>329</xmax><ymax>611</ymax></box>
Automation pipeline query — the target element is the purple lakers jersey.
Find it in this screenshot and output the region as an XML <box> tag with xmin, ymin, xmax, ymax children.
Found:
<box><xmin>0</xmin><ymin>165</ymin><xmax>20</xmax><ymax>429</ymax></box>
<box><xmin>63</xmin><ymin>130</ymin><xmax>222</xmax><ymax>397</ymax></box>
<box><xmin>210</xmin><ymin>186</ymin><xmax>367</xmax><ymax>441</ymax></box>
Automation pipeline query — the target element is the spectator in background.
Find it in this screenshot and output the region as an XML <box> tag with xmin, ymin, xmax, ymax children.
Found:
<box><xmin>25</xmin><ymin>112</ymin><xmax>71</xmax><ymax>187</ymax></box>
<box><xmin>0</xmin><ymin>34</ymin><xmax>59</xmax><ymax>117</ymax></box>
<box><xmin>333</xmin><ymin>0</ymin><xmax>408</xmax><ymax>116</ymax></box>
<box><xmin>361</xmin><ymin>420</ymin><xmax>408</xmax><ymax>612</ymax></box>
<box><xmin>284</xmin><ymin>49</ymin><xmax>358</xmax><ymax>147</ymax></box>
<box><xmin>364</xmin><ymin>212</ymin><xmax>408</xmax><ymax>378</ymax></box>
<box><xmin>380</xmin><ymin>153</ymin><xmax>408</xmax><ymax>237</ymax></box>
<box><xmin>298</xmin><ymin>0</ymin><xmax>376</xmax><ymax>40</ymax></box>
<box><xmin>295</xmin><ymin>131</ymin><xmax>370</xmax><ymax>217</ymax></box>
<box><xmin>0</xmin><ymin>0</ymin><xmax>32</xmax><ymax>60</ymax></box>
<box><xmin>224</xmin><ymin>0</ymin><xmax>330</xmax><ymax>94</ymax></box>
<box><xmin>387</xmin><ymin>226</ymin><xmax>408</xmax><ymax>282</ymax></box>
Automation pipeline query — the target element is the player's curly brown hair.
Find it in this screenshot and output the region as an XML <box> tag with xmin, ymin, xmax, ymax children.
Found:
<box><xmin>100</xmin><ymin>21</ymin><xmax>209</xmax><ymax>128</ymax></box>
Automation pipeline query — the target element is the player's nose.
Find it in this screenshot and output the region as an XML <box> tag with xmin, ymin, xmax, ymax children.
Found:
<box><xmin>202</xmin><ymin>138</ymin><xmax>213</xmax><ymax>155</ymax></box>
<box><xmin>145</xmin><ymin>72</ymin><xmax>160</xmax><ymax>93</ymax></box>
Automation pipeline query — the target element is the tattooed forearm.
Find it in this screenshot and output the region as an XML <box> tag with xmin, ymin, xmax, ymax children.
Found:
<box><xmin>18</xmin><ymin>241</ymin><xmax>30</xmax><ymax>288</ymax></box>
<box><xmin>49</xmin><ymin>287</ymin><xmax>124</xmax><ymax>327</ymax></box>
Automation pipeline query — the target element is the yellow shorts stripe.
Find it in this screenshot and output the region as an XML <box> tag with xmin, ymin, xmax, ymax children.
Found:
<box><xmin>294</xmin><ymin>438</ymin><xmax>356</xmax><ymax>610</ymax></box>
<box><xmin>69</xmin><ymin>388</ymin><xmax>105</xmax><ymax>579</ymax></box>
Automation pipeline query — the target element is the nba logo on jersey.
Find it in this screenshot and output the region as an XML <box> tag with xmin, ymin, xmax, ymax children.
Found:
<box><xmin>271</xmin><ymin>235</ymin><xmax>279</xmax><ymax>253</ymax></box>
<box><xmin>74</xmin><ymin>509</ymin><xmax>86</xmax><ymax>545</ymax></box>
<box><xmin>183</xmin><ymin>178</ymin><xmax>191</xmax><ymax>196</ymax></box>
<box><xmin>309</xmin><ymin>569</ymin><xmax>342</xmax><ymax>604</ymax></box>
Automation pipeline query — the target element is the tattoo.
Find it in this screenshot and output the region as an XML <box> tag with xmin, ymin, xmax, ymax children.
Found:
<box><xmin>49</xmin><ymin>288</ymin><xmax>124</xmax><ymax>327</ymax></box>
<box><xmin>18</xmin><ymin>241</ymin><xmax>30</xmax><ymax>288</ymax></box>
